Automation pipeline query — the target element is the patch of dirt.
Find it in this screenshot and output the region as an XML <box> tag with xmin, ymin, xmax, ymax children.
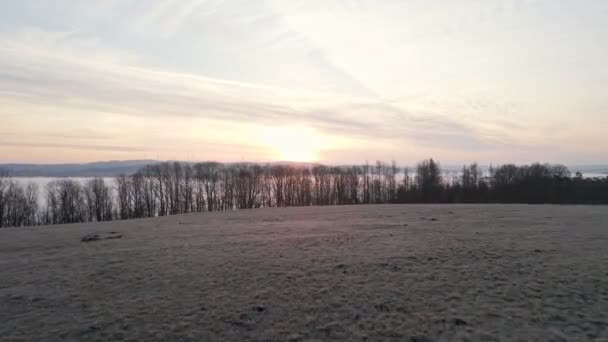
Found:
<box><xmin>81</xmin><ymin>232</ymin><xmax>122</xmax><ymax>242</ymax></box>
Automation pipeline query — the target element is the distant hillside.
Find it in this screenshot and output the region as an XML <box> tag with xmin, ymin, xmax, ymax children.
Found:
<box><xmin>0</xmin><ymin>160</ymin><xmax>312</xmax><ymax>177</ymax></box>
<box><xmin>0</xmin><ymin>160</ymin><xmax>160</xmax><ymax>177</ymax></box>
<box><xmin>1</xmin><ymin>160</ymin><xmax>606</xmax><ymax>178</ymax></box>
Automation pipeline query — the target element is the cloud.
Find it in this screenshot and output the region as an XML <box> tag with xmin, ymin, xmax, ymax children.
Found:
<box><xmin>2</xmin><ymin>1</ymin><xmax>607</xmax><ymax>164</ymax></box>
<box><xmin>0</xmin><ymin>28</ymin><xmax>503</xmax><ymax>152</ymax></box>
<box><xmin>130</xmin><ymin>0</ymin><xmax>209</xmax><ymax>38</ymax></box>
<box><xmin>0</xmin><ymin>140</ymin><xmax>146</xmax><ymax>153</ymax></box>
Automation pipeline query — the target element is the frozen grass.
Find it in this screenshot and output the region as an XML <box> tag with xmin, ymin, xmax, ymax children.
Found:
<box><xmin>1</xmin><ymin>204</ymin><xmax>608</xmax><ymax>341</ymax></box>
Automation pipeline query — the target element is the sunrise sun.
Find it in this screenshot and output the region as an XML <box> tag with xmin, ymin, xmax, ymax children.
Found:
<box><xmin>261</xmin><ymin>126</ymin><xmax>323</xmax><ymax>162</ymax></box>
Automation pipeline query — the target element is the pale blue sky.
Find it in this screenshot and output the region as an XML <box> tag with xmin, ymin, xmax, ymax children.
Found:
<box><xmin>1</xmin><ymin>0</ymin><xmax>607</xmax><ymax>164</ymax></box>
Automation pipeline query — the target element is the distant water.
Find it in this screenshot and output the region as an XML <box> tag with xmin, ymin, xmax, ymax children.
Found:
<box><xmin>11</xmin><ymin>177</ymin><xmax>116</xmax><ymax>205</ymax></box>
<box><xmin>577</xmin><ymin>173</ymin><xmax>608</xmax><ymax>178</ymax></box>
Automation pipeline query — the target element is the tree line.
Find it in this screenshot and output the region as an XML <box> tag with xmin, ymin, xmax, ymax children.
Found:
<box><xmin>1</xmin><ymin>160</ymin><xmax>607</xmax><ymax>228</ymax></box>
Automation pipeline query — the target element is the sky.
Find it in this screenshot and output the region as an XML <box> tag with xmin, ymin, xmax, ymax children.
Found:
<box><xmin>0</xmin><ymin>0</ymin><xmax>607</xmax><ymax>165</ymax></box>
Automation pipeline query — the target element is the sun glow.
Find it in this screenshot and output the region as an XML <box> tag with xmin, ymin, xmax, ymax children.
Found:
<box><xmin>261</xmin><ymin>126</ymin><xmax>323</xmax><ymax>162</ymax></box>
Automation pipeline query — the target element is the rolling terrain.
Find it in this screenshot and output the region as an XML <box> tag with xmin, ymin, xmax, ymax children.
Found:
<box><xmin>1</xmin><ymin>204</ymin><xmax>607</xmax><ymax>341</ymax></box>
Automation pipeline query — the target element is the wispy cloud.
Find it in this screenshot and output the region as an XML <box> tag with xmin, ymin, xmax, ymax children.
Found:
<box><xmin>0</xmin><ymin>28</ymin><xmax>504</xmax><ymax>147</ymax></box>
<box><xmin>1</xmin><ymin>0</ymin><xmax>607</xmax><ymax>164</ymax></box>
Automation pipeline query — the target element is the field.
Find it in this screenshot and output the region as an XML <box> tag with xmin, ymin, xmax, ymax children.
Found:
<box><xmin>1</xmin><ymin>204</ymin><xmax>607</xmax><ymax>341</ymax></box>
